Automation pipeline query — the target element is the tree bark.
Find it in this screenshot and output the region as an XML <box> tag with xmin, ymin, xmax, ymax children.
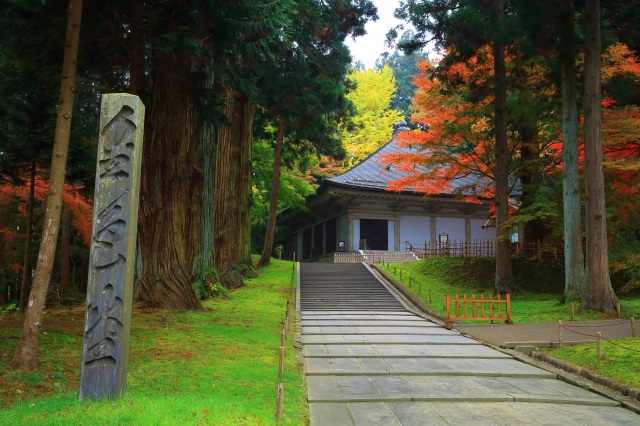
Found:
<box><xmin>214</xmin><ymin>85</ymin><xmax>255</xmax><ymax>288</ymax></box>
<box><xmin>196</xmin><ymin>99</ymin><xmax>216</xmax><ymax>277</ymax></box>
<box><xmin>0</xmin><ymin>203</ymin><xmax>9</xmax><ymax>305</ymax></box>
<box><xmin>135</xmin><ymin>48</ymin><xmax>202</xmax><ymax>310</ymax></box>
<box><xmin>582</xmin><ymin>0</ymin><xmax>617</xmax><ymax>312</ymax></box>
<box><xmin>19</xmin><ymin>162</ymin><xmax>36</xmax><ymax>311</ymax></box>
<box><xmin>258</xmin><ymin>116</ymin><xmax>285</xmax><ymax>268</ymax></box>
<box><xmin>11</xmin><ymin>0</ymin><xmax>83</xmax><ymax>372</ymax></box>
<box><xmin>237</xmin><ymin>99</ymin><xmax>256</xmax><ymax>277</ymax></box>
<box><xmin>518</xmin><ymin>121</ymin><xmax>550</xmax><ymax>245</ymax></box>
<box><xmin>59</xmin><ymin>204</ymin><xmax>71</xmax><ymax>291</ymax></box>
<box><xmin>493</xmin><ymin>0</ymin><xmax>514</xmax><ymax>294</ymax></box>
<box><xmin>79</xmin><ymin>254</ymin><xmax>88</xmax><ymax>294</ymax></box>
<box><xmin>561</xmin><ymin>0</ymin><xmax>585</xmax><ymax>302</ymax></box>
<box><xmin>129</xmin><ymin>0</ymin><xmax>146</xmax><ymax>99</ymax></box>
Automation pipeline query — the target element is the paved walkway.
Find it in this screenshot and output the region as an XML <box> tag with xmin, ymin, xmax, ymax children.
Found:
<box><xmin>298</xmin><ymin>263</ymin><xmax>639</xmax><ymax>425</ymax></box>
<box><xmin>456</xmin><ymin>320</ymin><xmax>635</xmax><ymax>349</ymax></box>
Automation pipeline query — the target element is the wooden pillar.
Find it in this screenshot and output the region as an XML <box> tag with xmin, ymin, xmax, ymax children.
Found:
<box><xmin>465</xmin><ymin>216</ymin><xmax>471</xmax><ymax>242</ymax></box>
<box><xmin>430</xmin><ymin>216</ymin><xmax>437</xmax><ymax>242</ymax></box>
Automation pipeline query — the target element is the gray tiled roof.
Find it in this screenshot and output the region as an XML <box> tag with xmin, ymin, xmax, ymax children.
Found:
<box><xmin>328</xmin><ymin>124</ymin><xmax>482</xmax><ymax>195</ymax></box>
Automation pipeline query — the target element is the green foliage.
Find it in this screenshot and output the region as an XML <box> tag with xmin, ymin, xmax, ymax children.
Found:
<box><xmin>610</xmin><ymin>229</ymin><xmax>640</xmax><ymax>293</ymax></box>
<box><xmin>507</xmin><ymin>183</ymin><xmax>563</xmax><ymax>240</ymax></box>
<box><xmin>192</xmin><ymin>268</ymin><xmax>228</xmax><ymax>300</ymax></box>
<box><xmin>251</xmin><ymin>137</ymin><xmax>316</xmax><ymax>225</ymax></box>
<box><xmin>375</xmin><ymin>30</ymin><xmax>429</xmax><ymax>121</ymax></box>
<box><xmin>0</xmin><ymin>302</ymin><xmax>19</xmax><ymax>316</ymax></box>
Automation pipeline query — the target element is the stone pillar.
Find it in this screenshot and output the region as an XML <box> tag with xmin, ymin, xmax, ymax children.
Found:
<box><xmin>79</xmin><ymin>94</ymin><xmax>144</xmax><ymax>401</ymax></box>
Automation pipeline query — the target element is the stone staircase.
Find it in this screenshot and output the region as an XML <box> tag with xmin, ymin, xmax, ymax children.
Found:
<box><xmin>298</xmin><ymin>263</ymin><xmax>639</xmax><ymax>425</ymax></box>
<box><xmin>299</xmin><ymin>263</ymin><xmax>406</xmax><ymax>311</ymax></box>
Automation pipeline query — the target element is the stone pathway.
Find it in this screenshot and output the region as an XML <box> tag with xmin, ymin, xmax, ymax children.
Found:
<box><xmin>299</xmin><ymin>263</ymin><xmax>639</xmax><ymax>425</ymax></box>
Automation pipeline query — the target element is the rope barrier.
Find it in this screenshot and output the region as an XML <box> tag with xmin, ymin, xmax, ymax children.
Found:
<box><xmin>561</xmin><ymin>321</ymin><xmax>630</xmax><ymax>328</ymax></box>
<box><xmin>560</xmin><ymin>325</ymin><xmax>600</xmax><ymax>338</ymax></box>
<box><xmin>600</xmin><ymin>336</ymin><xmax>640</xmax><ymax>354</ymax></box>
<box><xmin>559</xmin><ymin>324</ymin><xmax>640</xmax><ymax>354</ymax></box>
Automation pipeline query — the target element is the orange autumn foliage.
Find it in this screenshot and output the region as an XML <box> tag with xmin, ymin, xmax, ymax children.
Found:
<box><xmin>380</xmin><ymin>43</ymin><xmax>640</xmax><ymax>228</ymax></box>
<box><xmin>0</xmin><ymin>176</ymin><xmax>93</xmax><ymax>247</ymax></box>
<box><xmin>379</xmin><ymin>47</ymin><xmax>559</xmax><ymax>201</ymax></box>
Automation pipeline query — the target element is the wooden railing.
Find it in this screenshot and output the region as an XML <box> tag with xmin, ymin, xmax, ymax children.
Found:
<box><xmin>444</xmin><ymin>293</ymin><xmax>512</xmax><ymax>329</ymax></box>
<box><xmin>321</xmin><ymin>251</ymin><xmax>418</xmax><ymax>264</ymax></box>
<box><xmin>406</xmin><ymin>240</ymin><xmax>562</xmax><ymax>260</ymax></box>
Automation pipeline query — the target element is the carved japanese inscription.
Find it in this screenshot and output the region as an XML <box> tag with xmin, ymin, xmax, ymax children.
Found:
<box><xmin>79</xmin><ymin>95</ymin><xmax>144</xmax><ymax>401</ymax></box>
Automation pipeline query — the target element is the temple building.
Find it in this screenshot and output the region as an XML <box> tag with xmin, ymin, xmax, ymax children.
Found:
<box><xmin>278</xmin><ymin>122</ymin><xmax>497</xmax><ymax>260</ymax></box>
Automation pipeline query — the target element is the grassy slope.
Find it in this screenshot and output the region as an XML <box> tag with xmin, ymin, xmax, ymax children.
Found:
<box><xmin>0</xmin><ymin>259</ymin><xmax>307</xmax><ymax>425</ymax></box>
<box><xmin>385</xmin><ymin>257</ymin><xmax>640</xmax><ymax>390</ymax></box>
<box><xmin>385</xmin><ymin>257</ymin><xmax>640</xmax><ymax>322</ymax></box>
<box><xmin>541</xmin><ymin>339</ymin><xmax>640</xmax><ymax>389</ymax></box>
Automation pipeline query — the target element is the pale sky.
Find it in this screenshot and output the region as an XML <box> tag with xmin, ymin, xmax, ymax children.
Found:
<box><xmin>345</xmin><ymin>0</ymin><xmax>407</xmax><ymax>70</ymax></box>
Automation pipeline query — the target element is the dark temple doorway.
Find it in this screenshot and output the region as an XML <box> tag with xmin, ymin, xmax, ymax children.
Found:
<box><xmin>360</xmin><ymin>219</ymin><xmax>388</xmax><ymax>250</ymax></box>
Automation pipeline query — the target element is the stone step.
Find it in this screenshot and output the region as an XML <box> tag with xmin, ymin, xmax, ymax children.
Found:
<box><xmin>306</xmin><ymin>375</ymin><xmax>618</xmax><ymax>406</ymax></box>
<box><xmin>303</xmin><ymin>343</ymin><xmax>511</xmax><ymax>359</ymax></box>
<box><xmin>303</xmin><ymin>334</ymin><xmax>474</xmax><ymax>345</ymax></box>
<box><xmin>301</xmin><ymin>321</ymin><xmax>439</xmax><ymax>327</ymax></box>
<box><xmin>304</xmin><ymin>357</ymin><xmax>557</xmax><ymax>378</ymax></box>
<box><xmin>302</xmin><ymin>328</ymin><xmax>457</xmax><ymax>335</ymax></box>
<box><xmin>308</xmin><ymin>401</ymin><xmax>635</xmax><ymax>426</ymax></box>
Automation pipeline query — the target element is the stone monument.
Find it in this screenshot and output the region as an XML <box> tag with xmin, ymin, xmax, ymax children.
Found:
<box><xmin>79</xmin><ymin>94</ymin><xmax>144</xmax><ymax>400</ymax></box>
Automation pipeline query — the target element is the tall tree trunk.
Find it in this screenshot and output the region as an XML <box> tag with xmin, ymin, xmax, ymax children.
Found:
<box><xmin>493</xmin><ymin>0</ymin><xmax>514</xmax><ymax>294</ymax></box>
<box><xmin>582</xmin><ymin>0</ymin><xmax>617</xmax><ymax>311</ymax></box>
<box><xmin>258</xmin><ymin>116</ymin><xmax>285</xmax><ymax>268</ymax></box>
<box><xmin>135</xmin><ymin>48</ymin><xmax>202</xmax><ymax>310</ymax></box>
<box><xmin>238</xmin><ymin>101</ymin><xmax>256</xmax><ymax>277</ymax></box>
<box><xmin>561</xmin><ymin>0</ymin><xmax>585</xmax><ymax>302</ymax></box>
<box><xmin>19</xmin><ymin>162</ymin><xmax>36</xmax><ymax>311</ymax></box>
<box><xmin>11</xmin><ymin>0</ymin><xmax>83</xmax><ymax>372</ymax></box>
<box><xmin>0</xmin><ymin>203</ymin><xmax>9</xmax><ymax>305</ymax></box>
<box><xmin>195</xmin><ymin>75</ymin><xmax>217</xmax><ymax>278</ymax></box>
<box><xmin>518</xmin><ymin>121</ymin><xmax>550</xmax><ymax>245</ymax></box>
<box><xmin>129</xmin><ymin>0</ymin><xmax>146</xmax><ymax>99</ymax></box>
<box><xmin>59</xmin><ymin>205</ymin><xmax>71</xmax><ymax>291</ymax></box>
<box><xmin>79</xmin><ymin>254</ymin><xmax>88</xmax><ymax>294</ymax></box>
<box><xmin>214</xmin><ymin>85</ymin><xmax>254</xmax><ymax>288</ymax></box>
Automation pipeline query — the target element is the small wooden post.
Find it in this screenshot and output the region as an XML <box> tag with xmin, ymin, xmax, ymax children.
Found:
<box><xmin>597</xmin><ymin>332</ymin><xmax>602</xmax><ymax>360</ymax></box>
<box><xmin>616</xmin><ymin>302</ymin><xmax>621</xmax><ymax>319</ymax></box>
<box><xmin>279</xmin><ymin>346</ymin><xmax>285</xmax><ymax>378</ymax></box>
<box><xmin>571</xmin><ymin>302</ymin><xmax>575</xmax><ymax>321</ymax></box>
<box><xmin>631</xmin><ymin>317</ymin><xmax>636</xmax><ymax>338</ymax></box>
<box><xmin>428</xmin><ymin>289</ymin><xmax>432</xmax><ymax>304</ymax></box>
<box><xmin>558</xmin><ymin>320</ymin><xmax>563</xmax><ymax>348</ymax></box>
<box><xmin>409</xmin><ymin>276</ymin><xmax>412</xmax><ymax>288</ymax></box>
<box><xmin>445</xmin><ymin>294</ymin><xmax>452</xmax><ymax>329</ymax></box>
<box><xmin>276</xmin><ymin>383</ymin><xmax>284</xmax><ymax>419</ymax></box>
